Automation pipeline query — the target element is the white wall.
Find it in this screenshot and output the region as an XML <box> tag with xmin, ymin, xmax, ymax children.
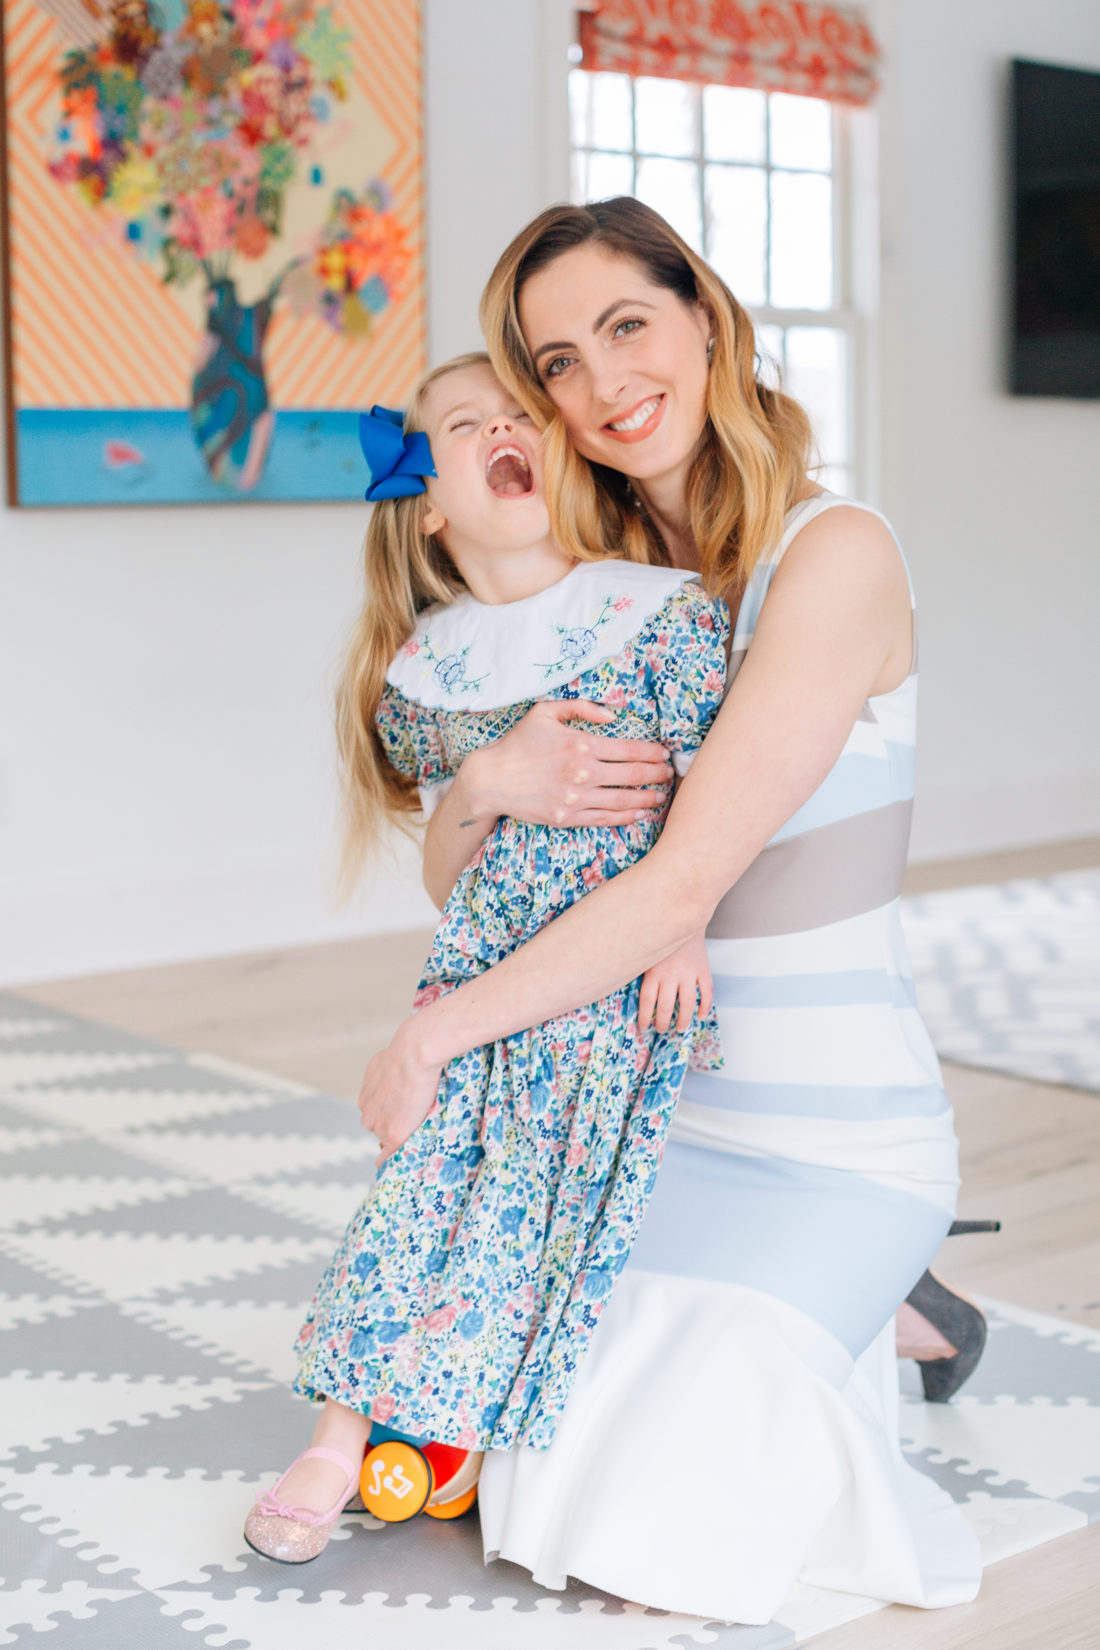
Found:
<box><xmin>0</xmin><ymin>0</ymin><xmax>571</xmax><ymax>986</ymax></box>
<box><xmin>872</xmin><ymin>0</ymin><xmax>1100</xmax><ymax>859</ymax></box>
<box><xmin>1</xmin><ymin>0</ymin><xmax>1097</xmax><ymax>986</ymax></box>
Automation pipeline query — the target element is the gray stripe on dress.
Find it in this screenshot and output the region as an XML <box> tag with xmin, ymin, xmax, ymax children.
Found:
<box><xmin>707</xmin><ymin>799</ymin><xmax>914</xmax><ymax>939</ymax></box>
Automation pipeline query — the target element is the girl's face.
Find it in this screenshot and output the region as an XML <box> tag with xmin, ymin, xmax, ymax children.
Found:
<box><xmin>518</xmin><ymin>244</ymin><xmax>712</xmax><ymax>489</ymax></box>
<box><xmin>419</xmin><ymin>362</ymin><xmax>550</xmax><ymax>557</ymax></box>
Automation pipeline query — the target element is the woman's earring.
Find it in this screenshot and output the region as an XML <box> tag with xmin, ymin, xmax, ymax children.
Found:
<box><xmin>706</xmin><ymin>337</ymin><xmax>716</xmax><ymax>366</ymax></box>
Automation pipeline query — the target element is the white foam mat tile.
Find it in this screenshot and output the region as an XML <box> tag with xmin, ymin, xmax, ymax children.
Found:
<box><xmin>0</xmin><ymin>1053</ymin><xmax>169</xmax><ymax>1091</ymax></box>
<box><xmin>0</xmin><ymin>1127</ymin><xmax>70</xmax><ymax>1158</ymax></box>
<box><xmin>0</xmin><ymin>1372</ymin><xmax>266</xmax><ymax>1462</ymax></box>
<box><xmin>4</xmin><ymin>1231</ymin><xmax>333</xmax><ymax>1303</ymax></box>
<box><xmin>0</xmin><ymin>1018</ymin><xmax>70</xmax><ymax>1042</ymax></box>
<box><xmin>121</xmin><ymin>1300</ymin><xmax>307</xmax><ymax>1384</ymax></box>
<box><xmin>0</xmin><ymin>1581</ymin><xmax>141</xmax><ymax>1645</ymax></box>
<box><xmin>235</xmin><ymin>1177</ymin><xmax>371</xmax><ymax>1236</ymax></box>
<box><xmin>0</xmin><ymin>1295</ymin><xmax>93</xmax><ymax>1333</ymax></box>
<box><xmin>185</xmin><ymin>1054</ymin><xmax>316</xmax><ymax>1096</ymax></box>
<box><xmin>900</xmin><ymin>1392</ymin><xmax>1100</xmax><ymax>1504</ymax></box>
<box><xmin>0</xmin><ymin>1464</ymin><xmax>269</xmax><ymax>1591</ymax></box>
<box><xmin>102</xmin><ymin>1129</ymin><xmax>371</xmax><ymax>1185</ymax></box>
<box><xmin>7</xmin><ymin>1087</ymin><xmax>285</xmax><ymax>1135</ymax></box>
<box><xmin>960</xmin><ymin>1493</ymin><xmax>1087</xmax><ymax>1566</ymax></box>
<box><xmin>773</xmin><ymin>1582</ymin><xmax>883</xmax><ymax>1644</ymax></box>
<box><xmin>0</xmin><ymin>1176</ymin><xmax>194</xmax><ymax>1232</ymax></box>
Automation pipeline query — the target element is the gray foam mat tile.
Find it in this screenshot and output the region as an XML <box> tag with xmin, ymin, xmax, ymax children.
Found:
<box><xmin>32</xmin><ymin>1186</ymin><xmax>329</xmax><ymax>1244</ymax></box>
<box><xmin>1</xmin><ymin>1588</ymin><xmax>249</xmax><ymax>1649</ymax></box>
<box><xmin>2</xmin><ymin>1382</ymin><xmax>304</xmax><ymax>1483</ymax></box>
<box><xmin>150</xmin><ymin>1256</ymin><xmax>333</xmax><ymax>1309</ymax></box>
<box><xmin>157</xmin><ymin>1094</ymin><xmax>367</xmax><ymax>1140</ymax></box>
<box><xmin>0</xmin><ymin>1301</ymin><xmax>258</xmax><ymax>1382</ymax></box>
<box><xmin>0</xmin><ymin>1137</ymin><xmax>184</xmax><ymax>1182</ymax></box>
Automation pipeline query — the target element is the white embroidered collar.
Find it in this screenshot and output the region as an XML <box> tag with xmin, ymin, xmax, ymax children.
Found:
<box><xmin>386</xmin><ymin>559</ymin><xmax>699</xmax><ymax>711</ymax></box>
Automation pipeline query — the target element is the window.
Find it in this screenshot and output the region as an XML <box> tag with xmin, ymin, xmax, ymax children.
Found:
<box><xmin>570</xmin><ymin>70</ymin><xmax>858</xmax><ymax>498</ymax></box>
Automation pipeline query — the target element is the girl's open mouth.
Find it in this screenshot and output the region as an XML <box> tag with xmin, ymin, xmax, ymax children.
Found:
<box><xmin>486</xmin><ymin>444</ymin><xmax>534</xmax><ymax>497</ymax></box>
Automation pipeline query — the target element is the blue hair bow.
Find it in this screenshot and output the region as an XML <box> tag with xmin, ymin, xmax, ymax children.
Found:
<box><xmin>358</xmin><ymin>405</ymin><xmax>436</xmax><ymax>502</ymax></box>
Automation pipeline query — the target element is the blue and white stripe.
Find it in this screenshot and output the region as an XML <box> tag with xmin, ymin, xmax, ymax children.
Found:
<box><xmin>625</xmin><ymin>494</ymin><xmax>959</xmax><ymax>1357</ymax></box>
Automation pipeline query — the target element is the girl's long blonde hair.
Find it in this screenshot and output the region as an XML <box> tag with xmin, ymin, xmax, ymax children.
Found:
<box><xmin>479</xmin><ymin>197</ymin><xmax>815</xmax><ymax>600</ymax></box>
<box><xmin>335</xmin><ymin>352</ymin><xmax>489</xmax><ymax>893</ymax></box>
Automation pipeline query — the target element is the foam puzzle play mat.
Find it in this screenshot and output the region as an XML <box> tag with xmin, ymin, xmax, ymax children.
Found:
<box><xmin>1</xmin><ymin>993</ymin><xmax>1098</xmax><ymax>1647</ymax></box>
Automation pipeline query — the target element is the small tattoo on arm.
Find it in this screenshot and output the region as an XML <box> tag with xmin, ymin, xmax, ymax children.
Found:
<box><xmin>459</xmin><ymin>818</ymin><xmax>478</xmax><ymax>828</ymax></box>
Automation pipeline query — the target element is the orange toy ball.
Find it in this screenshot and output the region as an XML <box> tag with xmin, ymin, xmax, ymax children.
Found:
<box><xmin>359</xmin><ymin>1441</ymin><xmax>433</xmax><ymax>1522</ymax></box>
<box><xmin>424</xmin><ymin>1484</ymin><xmax>478</xmax><ymax>1520</ymax></box>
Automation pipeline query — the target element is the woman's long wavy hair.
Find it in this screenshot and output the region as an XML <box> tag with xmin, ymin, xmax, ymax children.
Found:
<box><xmin>334</xmin><ymin>352</ymin><xmax>488</xmax><ymax>894</ymax></box>
<box><xmin>479</xmin><ymin>197</ymin><xmax>815</xmax><ymax>600</ymax></box>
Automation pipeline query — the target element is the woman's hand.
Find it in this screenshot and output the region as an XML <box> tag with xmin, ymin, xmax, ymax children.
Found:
<box><xmin>357</xmin><ymin>1019</ymin><xmax>443</xmax><ymax>1165</ymax></box>
<box><xmin>468</xmin><ymin>699</ymin><xmax>674</xmax><ymax>828</ymax></box>
<box><xmin>422</xmin><ymin>698</ymin><xmax>675</xmax><ymax>909</ymax></box>
<box><xmin>637</xmin><ymin>931</ymin><xmax>714</xmax><ymax>1034</ymax></box>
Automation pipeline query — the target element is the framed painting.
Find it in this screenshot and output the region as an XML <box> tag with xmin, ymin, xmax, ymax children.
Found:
<box><xmin>0</xmin><ymin>0</ymin><xmax>424</xmax><ymax>505</ymax></box>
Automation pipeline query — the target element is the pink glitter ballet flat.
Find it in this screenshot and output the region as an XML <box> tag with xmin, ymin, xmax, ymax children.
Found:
<box><xmin>243</xmin><ymin>1444</ymin><xmax>363</xmax><ymax>1563</ymax></box>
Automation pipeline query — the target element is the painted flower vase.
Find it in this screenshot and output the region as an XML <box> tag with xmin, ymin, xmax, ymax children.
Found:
<box><xmin>190</xmin><ymin>278</ymin><xmax>275</xmax><ymax>492</ymax></box>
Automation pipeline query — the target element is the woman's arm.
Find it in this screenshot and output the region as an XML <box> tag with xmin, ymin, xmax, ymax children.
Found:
<box><xmin>421</xmin><ymin>700</ymin><xmax>675</xmax><ymax>909</ymax></box>
<box><xmin>364</xmin><ymin>509</ymin><xmax>912</xmax><ymax>1147</ymax></box>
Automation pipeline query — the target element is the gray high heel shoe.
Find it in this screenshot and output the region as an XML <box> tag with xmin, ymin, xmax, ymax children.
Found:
<box><xmin>905</xmin><ymin>1218</ymin><xmax>1001</xmax><ymax>1402</ymax></box>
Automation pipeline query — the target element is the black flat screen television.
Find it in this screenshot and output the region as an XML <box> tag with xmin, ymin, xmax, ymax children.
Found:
<box><xmin>1010</xmin><ymin>57</ymin><xmax>1100</xmax><ymax>398</ymax></box>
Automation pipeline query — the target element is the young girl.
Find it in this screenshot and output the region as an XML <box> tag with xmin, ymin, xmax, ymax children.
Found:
<box><xmin>243</xmin><ymin>353</ymin><xmax>729</xmax><ymax>1563</ymax></box>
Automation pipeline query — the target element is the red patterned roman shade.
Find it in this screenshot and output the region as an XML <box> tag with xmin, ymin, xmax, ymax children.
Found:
<box><xmin>578</xmin><ymin>1</ymin><xmax>882</xmax><ymax>106</ymax></box>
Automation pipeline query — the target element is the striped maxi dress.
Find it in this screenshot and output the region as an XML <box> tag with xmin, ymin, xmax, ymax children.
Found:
<box><xmin>477</xmin><ymin>493</ymin><xmax>983</xmax><ymax>1625</ymax></box>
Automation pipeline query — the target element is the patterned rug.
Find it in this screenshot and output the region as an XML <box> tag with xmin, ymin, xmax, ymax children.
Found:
<box><xmin>902</xmin><ymin>868</ymin><xmax>1100</xmax><ymax>1093</ymax></box>
<box><xmin>1</xmin><ymin>992</ymin><xmax>1098</xmax><ymax>1649</ymax></box>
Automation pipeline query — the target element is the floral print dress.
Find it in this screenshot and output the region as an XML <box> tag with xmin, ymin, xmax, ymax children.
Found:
<box><xmin>294</xmin><ymin>562</ymin><xmax>729</xmax><ymax>1451</ymax></box>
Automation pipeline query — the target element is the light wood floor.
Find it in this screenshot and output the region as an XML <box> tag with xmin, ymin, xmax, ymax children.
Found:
<box><xmin>17</xmin><ymin>835</ymin><xmax>1100</xmax><ymax>1649</ymax></box>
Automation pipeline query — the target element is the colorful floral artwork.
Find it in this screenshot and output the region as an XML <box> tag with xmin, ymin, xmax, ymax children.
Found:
<box><xmin>1</xmin><ymin>0</ymin><xmax>424</xmax><ymax>504</ymax></box>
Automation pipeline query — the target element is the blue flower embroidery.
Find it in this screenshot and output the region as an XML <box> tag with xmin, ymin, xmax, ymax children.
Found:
<box><xmin>402</xmin><ymin>632</ymin><xmax>488</xmax><ymax>696</ymax></box>
<box><xmin>536</xmin><ymin>593</ymin><xmax>632</xmax><ymax>679</ymax></box>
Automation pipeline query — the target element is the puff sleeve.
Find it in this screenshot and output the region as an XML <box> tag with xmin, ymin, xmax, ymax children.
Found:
<box><xmin>374</xmin><ymin>682</ymin><xmax>454</xmax><ymax>817</ymax></box>
<box><xmin>640</xmin><ymin>581</ymin><xmax>730</xmax><ymax>776</ymax></box>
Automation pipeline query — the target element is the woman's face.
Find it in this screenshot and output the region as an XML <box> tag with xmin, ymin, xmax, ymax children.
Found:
<box><xmin>517</xmin><ymin>243</ymin><xmax>711</xmax><ymax>488</ymax></box>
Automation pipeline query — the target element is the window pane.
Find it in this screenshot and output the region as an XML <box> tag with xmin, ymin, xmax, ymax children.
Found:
<box><xmin>571</xmin><ymin>70</ymin><xmax>632</xmax><ymax>151</ymax></box>
<box><xmin>769</xmin><ymin>171</ymin><xmax>832</xmax><ymax>308</ymax></box>
<box><xmin>703</xmin><ymin>85</ymin><xmax>766</xmax><ymax>163</ymax></box>
<box><xmin>705</xmin><ymin>165</ymin><xmax>766</xmax><ymax>308</ymax></box>
<box><xmin>784</xmin><ymin>326</ymin><xmax>849</xmax><ymax>462</ymax></box>
<box><xmin>635</xmin><ymin>76</ymin><xmax>697</xmax><ymax>157</ymax></box>
<box><xmin>768</xmin><ymin>92</ymin><xmax>831</xmax><ymax>172</ymax></box>
<box><xmin>573</xmin><ymin>149</ymin><xmax>634</xmax><ymax>204</ymax></box>
<box><xmin>636</xmin><ymin>158</ymin><xmax>702</xmax><ymax>250</ymax></box>
<box><xmin>755</xmin><ymin>322</ymin><xmax>785</xmax><ymax>389</ymax></box>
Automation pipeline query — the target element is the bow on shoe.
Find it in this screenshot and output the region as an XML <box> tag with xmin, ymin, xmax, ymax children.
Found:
<box><xmin>358</xmin><ymin>405</ymin><xmax>437</xmax><ymax>502</ymax></box>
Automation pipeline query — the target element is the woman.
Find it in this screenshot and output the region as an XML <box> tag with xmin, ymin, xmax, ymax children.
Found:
<box><xmin>356</xmin><ymin>199</ymin><xmax>983</xmax><ymax>1624</ymax></box>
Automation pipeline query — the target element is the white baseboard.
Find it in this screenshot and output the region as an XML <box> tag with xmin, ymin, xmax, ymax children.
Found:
<box><xmin>909</xmin><ymin>770</ymin><xmax>1100</xmax><ymax>864</ymax></box>
<box><xmin>0</xmin><ymin>840</ymin><xmax>438</xmax><ymax>988</ymax></box>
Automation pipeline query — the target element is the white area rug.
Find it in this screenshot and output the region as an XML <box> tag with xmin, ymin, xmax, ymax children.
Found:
<box><xmin>902</xmin><ymin>868</ymin><xmax>1100</xmax><ymax>1093</ymax></box>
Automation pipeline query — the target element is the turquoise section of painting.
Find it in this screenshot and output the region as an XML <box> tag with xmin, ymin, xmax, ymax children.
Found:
<box><xmin>16</xmin><ymin>410</ymin><xmax>367</xmax><ymax>506</ymax></box>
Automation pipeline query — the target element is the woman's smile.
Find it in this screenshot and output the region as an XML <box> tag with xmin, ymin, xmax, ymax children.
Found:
<box><xmin>603</xmin><ymin>393</ymin><xmax>666</xmax><ymax>442</ymax></box>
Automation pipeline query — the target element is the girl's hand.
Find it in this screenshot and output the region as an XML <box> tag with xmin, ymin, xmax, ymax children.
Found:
<box><xmin>357</xmin><ymin>1019</ymin><xmax>443</xmax><ymax>1165</ymax></box>
<box><xmin>469</xmin><ymin>699</ymin><xmax>674</xmax><ymax>828</ymax></box>
<box><xmin>637</xmin><ymin>932</ymin><xmax>714</xmax><ymax>1034</ymax></box>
